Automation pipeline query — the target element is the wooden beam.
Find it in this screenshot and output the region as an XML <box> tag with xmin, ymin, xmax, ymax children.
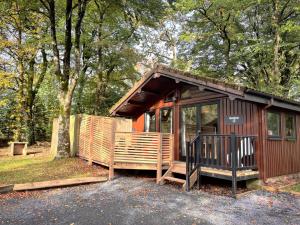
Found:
<box><xmin>198</xmin><ymin>86</ymin><xmax>205</xmax><ymax>91</ymax></box>
<box><xmin>109</xmin><ymin>120</ymin><xmax>117</xmax><ymax>181</ymax></box>
<box><xmin>156</xmin><ymin>134</ymin><xmax>163</xmax><ymax>184</ymax></box>
<box><xmin>128</xmin><ymin>100</ymin><xmax>145</xmax><ymax>105</ymax></box>
<box><xmin>141</xmin><ymin>89</ymin><xmax>160</xmax><ymax>97</ymax></box>
<box><xmin>153</xmin><ymin>73</ymin><xmax>161</xmax><ymax>78</ymax></box>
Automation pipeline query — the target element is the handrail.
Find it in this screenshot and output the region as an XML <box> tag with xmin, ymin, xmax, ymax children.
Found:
<box><xmin>186</xmin><ymin>134</ymin><xmax>201</xmax><ymax>191</ymax></box>
<box><xmin>185</xmin><ymin>132</ymin><xmax>258</xmax><ymax>193</ymax></box>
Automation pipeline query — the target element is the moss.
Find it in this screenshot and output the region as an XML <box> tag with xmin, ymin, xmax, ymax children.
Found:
<box><xmin>246</xmin><ymin>179</ymin><xmax>263</xmax><ymax>190</ymax></box>
<box><xmin>285</xmin><ymin>183</ymin><xmax>300</xmax><ymax>193</ymax></box>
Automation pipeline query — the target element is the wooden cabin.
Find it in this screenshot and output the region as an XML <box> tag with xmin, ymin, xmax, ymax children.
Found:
<box><xmin>109</xmin><ymin>64</ymin><xmax>300</xmax><ymax>195</ymax></box>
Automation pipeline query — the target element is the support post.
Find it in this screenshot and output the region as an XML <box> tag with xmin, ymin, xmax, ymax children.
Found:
<box><xmin>156</xmin><ymin>133</ymin><xmax>163</xmax><ymax>184</ymax></box>
<box><xmin>197</xmin><ymin>134</ymin><xmax>201</xmax><ymax>190</ymax></box>
<box><xmin>109</xmin><ymin>120</ymin><xmax>117</xmax><ymax>181</ymax></box>
<box><xmin>231</xmin><ymin>132</ymin><xmax>237</xmax><ymax>198</ymax></box>
<box><xmin>23</xmin><ymin>142</ymin><xmax>28</xmax><ymax>156</ymax></box>
<box><xmin>88</xmin><ymin>116</ymin><xmax>94</xmax><ymax>165</ymax></box>
<box><xmin>170</xmin><ymin>134</ymin><xmax>174</xmax><ymax>167</ymax></box>
<box><xmin>185</xmin><ymin>141</ymin><xmax>190</xmax><ymax>192</ymax></box>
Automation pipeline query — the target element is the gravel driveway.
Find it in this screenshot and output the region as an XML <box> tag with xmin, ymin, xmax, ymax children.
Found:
<box><xmin>0</xmin><ymin>176</ymin><xmax>299</xmax><ymax>225</ymax></box>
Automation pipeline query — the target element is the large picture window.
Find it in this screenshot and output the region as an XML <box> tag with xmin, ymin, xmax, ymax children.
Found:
<box><xmin>285</xmin><ymin>114</ymin><xmax>296</xmax><ymax>139</ymax></box>
<box><xmin>160</xmin><ymin>108</ymin><xmax>173</xmax><ymax>133</ymax></box>
<box><xmin>267</xmin><ymin>111</ymin><xmax>281</xmax><ymax>137</ymax></box>
<box><xmin>145</xmin><ymin>111</ymin><xmax>156</xmax><ymax>132</ymax></box>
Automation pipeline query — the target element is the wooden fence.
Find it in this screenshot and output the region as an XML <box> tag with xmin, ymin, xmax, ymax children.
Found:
<box><xmin>51</xmin><ymin>114</ymin><xmax>174</xmax><ymax>182</ymax></box>
<box><xmin>51</xmin><ymin>114</ymin><xmax>132</xmax><ymax>157</ymax></box>
<box><xmin>114</xmin><ymin>132</ymin><xmax>173</xmax><ymax>165</ymax></box>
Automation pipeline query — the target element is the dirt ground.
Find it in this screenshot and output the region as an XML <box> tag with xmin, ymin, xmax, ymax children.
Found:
<box><xmin>0</xmin><ymin>175</ymin><xmax>299</xmax><ymax>225</ymax></box>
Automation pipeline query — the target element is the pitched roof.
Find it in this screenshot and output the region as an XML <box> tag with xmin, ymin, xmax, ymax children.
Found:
<box><xmin>110</xmin><ymin>64</ymin><xmax>300</xmax><ymax>115</ymax></box>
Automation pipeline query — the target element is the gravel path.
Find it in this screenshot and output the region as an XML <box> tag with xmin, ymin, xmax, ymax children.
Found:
<box><xmin>0</xmin><ymin>176</ymin><xmax>299</xmax><ymax>225</ymax></box>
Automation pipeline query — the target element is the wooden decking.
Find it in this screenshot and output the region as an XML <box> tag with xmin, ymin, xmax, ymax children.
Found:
<box><xmin>200</xmin><ymin>166</ymin><xmax>259</xmax><ymax>181</ymax></box>
<box><xmin>159</xmin><ymin>161</ymin><xmax>259</xmax><ymax>190</ymax></box>
<box><xmin>77</xmin><ymin>128</ymin><xmax>174</xmax><ymax>182</ymax></box>
<box><xmin>75</xmin><ymin>118</ymin><xmax>259</xmax><ymax>192</ymax></box>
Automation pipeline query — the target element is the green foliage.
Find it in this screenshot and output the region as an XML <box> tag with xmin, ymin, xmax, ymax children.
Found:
<box><xmin>173</xmin><ymin>0</ymin><xmax>300</xmax><ymax>98</ymax></box>
<box><xmin>0</xmin><ymin>0</ymin><xmax>299</xmax><ymax>145</ymax></box>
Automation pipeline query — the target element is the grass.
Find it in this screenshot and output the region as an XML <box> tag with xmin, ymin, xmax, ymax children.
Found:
<box><xmin>285</xmin><ymin>183</ymin><xmax>300</xmax><ymax>193</ymax></box>
<box><xmin>0</xmin><ymin>154</ymin><xmax>107</xmax><ymax>185</ymax></box>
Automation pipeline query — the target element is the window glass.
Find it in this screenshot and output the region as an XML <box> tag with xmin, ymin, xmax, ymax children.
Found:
<box><xmin>160</xmin><ymin>108</ymin><xmax>173</xmax><ymax>133</ymax></box>
<box><xmin>285</xmin><ymin>114</ymin><xmax>296</xmax><ymax>138</ymax></box>
<box><xmin>145</xmin><ymin>111</ymin><xmax>156</xmax><ymax>132</ymax></box>
<box><xmin>180</xmin><ymin>106</ymin><xmax>197</xmax><ymax>157</ymax></box>
<box><xmin>200</xmin><ymin>104</ymin><xmax>218</xmax><ymax>134</ymax></box>
<box><xmin>267</xmin><ymin>112</ymin><xmax>280</xmax><ymax>137</ymax></box>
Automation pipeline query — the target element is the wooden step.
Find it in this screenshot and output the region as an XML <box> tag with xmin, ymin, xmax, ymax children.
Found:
<box><xmin>164</xmin><ymin>176</ymin><xmax>185</xmax><ymax>184</ymax></box>
<box><xmin>171</xmin><ymin>166</ymin><xmax>186</xmax><ymax>175</ymax></box>
<box><xmin>171</xmin><ymin>162</ymin><xmax>186</xmax><ymax>175</ymax></box>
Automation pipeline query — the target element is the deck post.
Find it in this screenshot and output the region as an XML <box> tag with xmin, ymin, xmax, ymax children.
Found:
<box><xmin>185</xmin><ymin>141</ymin><xmax>190</xmax><ymax>192</ymax></box>
<box><xmin>156</xmin><ymin>133</ymin><xmax>163</xmax><ymax>184</ymax></box>
<box><xmin>109</xmin><ymin>120</ymin><xmax>117</xmax><ymax>181</ymax></box>
<box><xmin>170</xmin><ymin>134</ymin><xmax>174</xmax><ymax>167</ymax></box>
<box><xmin>197</xmin><ymin>134</ymin><xmax>201</xmax><ymax>190</ymax></box>
<box><xmin>231</xmin><ymin>132</ymin><xmax>237</xmax><ymax>198</ymax></box>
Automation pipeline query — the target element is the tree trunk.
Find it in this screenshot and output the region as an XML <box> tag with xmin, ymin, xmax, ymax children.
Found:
<box><xmin>56</xmin><ymin>90</ymin><xmax>72</xmax><ymax>158</ymax></box>
<box><xmin>272</xmin><ymin>0</ymin><xmax>281</xmax><ymax>84</ymax></box>
<box><xmin>26</xmin><ymin>108</ymin><xmax>35</xmax><ymax>145</ymax></box>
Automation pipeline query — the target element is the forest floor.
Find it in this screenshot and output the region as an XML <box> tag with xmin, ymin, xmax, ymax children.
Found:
<box><xmin>0</xmin><ymin>145</ymin><xmax>108</xmax><ymax>185</ymax></box>
<box><xmin>0</xmin><ymin>176</ymin><xmax>299</xmax><ymax>225</ymax></box>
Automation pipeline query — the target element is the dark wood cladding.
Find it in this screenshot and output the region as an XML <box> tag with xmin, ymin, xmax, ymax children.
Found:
<box><xmin>264</xmin><ymin>113</ymin><xmax>300</xmax><ymax>178</ymax></box>
<box><xmin>219</xmin><ymin>98</ymin><xmax>263</xmax><ymax>177</ymax></box>
<box><xmin>220</xmin><ymin>98</ymin><xmax>259</xmax><ymax>136</ymax></box>
<box><xmin>220</xmin><ymin>98</ymin><xmax>300</xmax><ymax>179</ymax></box>
<box><xmin>132</xmin><ymin>91</ymin><xmax>300</xmax><ymax>179</ymax></box>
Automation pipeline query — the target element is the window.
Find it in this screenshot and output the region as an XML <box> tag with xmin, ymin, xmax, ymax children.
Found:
<box><xmin>267</xmin><ymin>111</ymin><xmax>281</xmax><ymax>137</ymax></box>
<box><xmin>200</xmin><ymin>104</ymin><xmax>218</xmax><ymax>134</ymax></box>
<box><xmin>285</xmin><ymin>114</ymin><xmax>296</xmax><ymax>139</ymax></box>
<box><xmin>160</xmin><ymin>108</ymin><xmax>173</xmax><ymax>133</ymax></box>
<box><xmin>145</xmin><ymin>111</ymin><xmax>156</xmax><ymax>132</ymax></box>
<box><xmin>180</xmin><ymin>106</ymin><xmax>197</xmax><ymax>158</ymax></box>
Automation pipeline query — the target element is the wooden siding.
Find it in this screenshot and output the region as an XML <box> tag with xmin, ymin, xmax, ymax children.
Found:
<box><xmin>219</xmin><ymin>98</ymin><xmax>263</xmax><ymax>177</ymax></box>
<box><xmin>131</xmin><ymin>89</ymin><xmax>300</xmax><ymax>179</ymax></box>
<box><xmin>220</xmin><ymin>98</ymin><xmax>259</xmax><ymax>136</ymax></box>
<box><xmin>264</xmin><ymin>112</ymin><xmax>300</xmax><ymax>178</ymax></box>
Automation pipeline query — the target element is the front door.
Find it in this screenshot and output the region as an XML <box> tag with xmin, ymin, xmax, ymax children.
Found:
<box><xmin>179</xmin><ymin>102</ymin><xmax>219</xmax><ymax>161</ymax></box>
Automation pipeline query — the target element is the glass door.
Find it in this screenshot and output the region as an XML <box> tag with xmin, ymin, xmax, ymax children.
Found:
<box><xmin>180</xmin><ymin>102</ymin><xmax>219</xmax><ymax>161</ymax></box>
<box><xmin>180</xmin><ymin>106</ymin><xmax>197</xmax><ymax>160</ymax></box>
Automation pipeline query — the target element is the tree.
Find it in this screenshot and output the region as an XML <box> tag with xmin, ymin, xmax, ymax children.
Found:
<box><xmin>73</xmin><ymin>0</ymin><xmax>168</xmax><ymax>115</ymax></box>
<box><xmin>38</xmin><ymin>0</ymin><xmax>88</xmax><ymax>158</ymax></box>
<box><xmin>0</xmin><ymin>0</ymin><xmax>49</xmax><ymax>144</ymax></box>
<box><xmin>175</xmin><ymin>0</ymin><xmax>300</xmax><ymax>97</ymax></box>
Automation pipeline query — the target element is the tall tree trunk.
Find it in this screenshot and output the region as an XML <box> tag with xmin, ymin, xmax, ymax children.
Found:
<box><xmin>272</xmin><ymin>0</ymin><xmax>281</xmax><ymax>84</ymax></box>
<box><xmin>26</xmin><ymin>108</ymin><xmax>35</xmax><ymax>145</ymax></box>
<box><xmin>44</xmin><ymin>0</ymin><xmax>87</xmax><ymax>158</ymax></box>
<box><xmin>56</xmin><ymin>89</ymin><xmax>72</xmax><ymax>158</ymax></box>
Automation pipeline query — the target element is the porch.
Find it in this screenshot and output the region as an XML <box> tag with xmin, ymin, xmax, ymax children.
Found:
<box><xmin>75</xmin><ymin>116</ymin><xmax>258</xmax><ymax>196</ymax></box>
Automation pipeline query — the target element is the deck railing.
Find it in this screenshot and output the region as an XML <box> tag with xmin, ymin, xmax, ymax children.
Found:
<box><xmin>198</xmin><ymin>134</ymin><xmax>257</xmax><ymax>170</ymax></box>
<box><xmin>186</xmin><ymin>133</ymin><xmax>257</xmax><ymax>194</ymax></box>
<box><xmin>113</xmin><ymin>132</ymin><xmax>173</xmax><ymax>183</ymax></box>
<box><xmin>114</xmin><ymin>132</ymin><xmax>173</xmax><ymax>164</ymax></box>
